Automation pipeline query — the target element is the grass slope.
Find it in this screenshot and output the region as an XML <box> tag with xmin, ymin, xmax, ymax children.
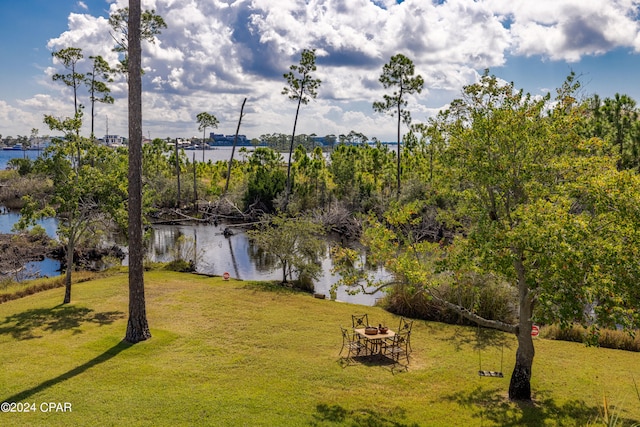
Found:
<box><xmin>0</xmin><ymin>271</ymin><xmax>638</xmax><ymax>426</ymax></box>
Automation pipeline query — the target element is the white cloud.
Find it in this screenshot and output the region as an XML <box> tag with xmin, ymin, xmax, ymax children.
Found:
<box><xmin>0</xmin><ymin>96</ymin><xmax>65</xmax><ymax>138</ymax></box>
<box><xmin>3</xmin><ymin>0</ymin><xmax>640</xmax><ymax>141</ymax></box>
<box><xmin>492</xmin><ymin>0</ymin><xmax>640</xmax><ymax>61</ymax></box>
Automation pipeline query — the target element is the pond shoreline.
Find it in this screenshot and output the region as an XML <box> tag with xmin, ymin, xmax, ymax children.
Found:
<box><xmin>0</xmin><ymin>229</ymin><xmax>125</xmax><ymax>280</ymax></box>
<box><xmin>0</xmin><ymin>205</ymin><xmax>384</xmax><ymax>306</ymax></box>
<box><xmin>0</xmin><ymin>232</ymin><xmax>56</xmax><ymax>277</ymax></box>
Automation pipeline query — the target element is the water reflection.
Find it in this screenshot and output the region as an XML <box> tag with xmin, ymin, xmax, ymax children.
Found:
<box><xmin>146</xmin><ymin>223</ymin><xmax>387</xmax><ymax>306</ymax></box>
<box><xmin>0</xmin><ymin>205</ymin><xmax>388</xmax><ymax>306</ymax></box>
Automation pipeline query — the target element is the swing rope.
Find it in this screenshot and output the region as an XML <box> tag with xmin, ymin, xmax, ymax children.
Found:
<box><xmin>477</xmin><ymin>324</ymin><xmax>504</xmax><ymax>378</ymax></box>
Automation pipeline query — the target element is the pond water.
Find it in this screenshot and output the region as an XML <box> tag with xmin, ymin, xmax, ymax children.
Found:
<box><xmin>1</xmin><ymin>148</ymin><xmax>388</xmax><ymax>305</ymax></box>
<box><xmin>0</xmin><ymin>149</ymin><xmax>44</xmax><ymax>169</ymax></box>
<box><xmin>0</xmin><ymin>147</ymin><xmax>254</xmax><ymax>170</ymax></box>
<box><xmin>141</xmin><ymin>223</ymin><xmax>389</xmax><ymax>306</ymax></box>
<box><xmin>0</xmin><ymin>207</ymin><xmax>387</xmax><ymax>306</ymax></box>
<box><xmin>0</xmin><ymin>209</ymin><xmax>58</xmax><ymax>237</ymax></box>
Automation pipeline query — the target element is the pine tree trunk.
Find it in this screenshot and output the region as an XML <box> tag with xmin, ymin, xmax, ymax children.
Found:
<box><xmin>193</xmin><ymin>151</ymin><xmax>197</xmax><ymax>211</ymax></box>
<box><xmin>285</xmin><ymin>92</ymin><xmax>303</xmax><ymax>207</ymax></box>
<box><xmin>396</xmin><ymin>103</ymin><xmax>401</xmax><ymax>198</ymax></box>
<box><xmin>224</xmin><ymin>97</ymin><xmax>246</xmax><ymax>195</ymax></box>
<box><xmin>175</xmin><ymin>137</ymin><xmax>181</xmax><ymax>208</ymax></box>
<box><xmin>125</xmin><ymin>0</ymin><xmax>151</xmax><ymax>344</ymax></box>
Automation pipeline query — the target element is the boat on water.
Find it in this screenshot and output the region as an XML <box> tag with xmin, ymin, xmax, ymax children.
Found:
<box><xmin>2</xmin><ymin>144</ymin><xmax>23</xmax><ymax>151</ymax></box>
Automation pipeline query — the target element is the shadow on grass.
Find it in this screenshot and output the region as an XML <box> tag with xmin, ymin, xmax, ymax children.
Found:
<box><xmin>242</xmin><ymin>281</ymin><xmax>309</xmax><ymax>296</ymax></box>
<box><xmin>340</xmin><ymin>355</ymin><xmax>410</xmax><ymax>375</ymax></box>
<box><xmin>444</xmin><ymin>325</ymin><xmax>513</xmax><ymax>353</ymax></box>
<box><xmin>311</xmin><ymin>403</ymin><xmax>420</xmax><ymax>427</ymax></box>
<box><xmin>0</xmin><ymin>305</ymin><xmax>125</xmax><ymax>340</ymax></box>
<box><xmin>2</xmin><ymin>340</ymin><xmax>132</xmax><ymax>403</ymax></box>
<box><xmin>443</xmin><ymin>385</ymin><xmax>602</xmax><ymax>426</ymax></box>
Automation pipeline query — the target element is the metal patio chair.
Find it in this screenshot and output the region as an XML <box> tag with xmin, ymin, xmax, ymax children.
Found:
<box><xmin>351</xmin><ymin>313</ymin><xmax>369</xmax><ymax>329</ymax></box>
<box><xmin>382</xmin><ymin>330</ymin><xmax>411</xmax><ymax>366</ymax></box>
<box><xmin>395</xmin><ymin>317</ymin><xmax>414</xmax><ymax>351</ymax></box>
<box><xmin>398</xmin><ymin>317</ymin><xmax>414</xmax><ymax>333</ymax></box>
<box><xmin>339</xmin><ymin>326</ymin><xmax>366</xmax><ymax>364</ymax></box>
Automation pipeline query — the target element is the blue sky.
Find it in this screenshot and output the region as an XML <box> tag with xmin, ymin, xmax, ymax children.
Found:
<box><xmin>0</xmin><ymin>1</ymin><xmax>104</xmax><ymax>99</ymax></box>
<box><xmin>2</xmin><ymin>0</ymin><xmax>640</xmax><ymax>141</ymax></box>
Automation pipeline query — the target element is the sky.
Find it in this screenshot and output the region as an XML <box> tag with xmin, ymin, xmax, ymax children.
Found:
<box><xmin>2</xmin><ymin>0</ymin><xmax>640</xmax><ymax>142</ymax></box>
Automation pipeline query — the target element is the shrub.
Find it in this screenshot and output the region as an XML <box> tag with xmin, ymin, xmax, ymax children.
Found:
<box><xmin>26</xmin><ymin>225</ymin><xmax>50</xmax><ymax>242</ymax></box>
<box><xmin>0</xmin><ymin>174</ymin><xmax>52</xmax><ymax>208</ymax></box>
<box><xmin>542</xmin><ymin>324</ymin><xmax>640</xmax><ymax>352</ymax></box>
<box><xmin>292</xmin><ymin>274</ymin><xmax>314</xmax><ymax>293</ymax></box>
<box><xmin>7</xmin><ymin>158</ymin><xmax>33</xmax><ymax>175</ymax></box>
<box><xmin>597</xmin><ymin>328</ymin><xmax>640</xmax><ymax>352</ymax></box>
<box><xmin>381</xmin><ymin>274</ymin><xmax>518</xmax><ymax>326</ymax></box>
<box><xmin>0</xmin><ymin>276</ymin><xmax>65</xmax><ymax>304</ymax></box>
<box><xmin>0</xmin><ymin>276</ymin><xmax>14</xmax><ymax>291</ymax></box>
<box><xmin>165</xmin><ymin>259</ymin><xmax>195</xmax><ymax>272</ymax></box>
<box><xmin>541</xmin><ymin>323</ymin><xmax>585</xmax><ymax>343</ymax></box>
<box><xmin>247</xmin><ymin>213</ymin><xmax>325</xmax><ymax>284</ymax></box>
<box><xmin>0</xmin><ymin>169</ymin><xmax>19</xmax><ymax>181</ymax></box>
<box><xmin>0</xmin><ymin>271</ymin><xmax>104</xmax><ymax>305</ymax></box>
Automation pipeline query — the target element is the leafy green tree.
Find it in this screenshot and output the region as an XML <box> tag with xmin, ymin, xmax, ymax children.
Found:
<box><xmin>372</xmin><ymin>54</ymin><xmax>424</xmax><ymax>197</ymax></box>
<box><xmin>324</xmin><ymin>134</ymin><xmax>337</xmax><ymax>150</ymax></box>
<box><xmin>581</xmin><ymin>93</ymin><xmax>640</xmax><ymax>170</ymax></box>
<box><xmin>52</xmin><ymin>47</ymin><xmax>85</xmax><ymax>117</ymax></box>
<box><xmin>339</xmin><ymin>72</ymin><xmax>640</xmax><ymax>401</ymax></box>
<box><xmin>142</xmin><ymin>138</ymin><xmax>175</xmax><ymax>207</ymax></box>
<box><xmin>248</xmin><ymin>214</ymin><xmax>325</xmax><ymax>284</ymax></box>
<box><xmin>602</xmin><ymin>94</ymin><xmax>640</xmax><ymax>170</ymax></box>
<box><xmin>143</xmin><ymin>138</ymin><xmax>173</xmax><ymax>178</ymax></box>
<box><xmin>328</xmin><ymin>143</ymin><xmax>395</xmax><ymax>211</ymax></box>
<box><xmin>581</xmin><ymin>94</ymin><xmax>606</xmax><ymax>139</ymax></box>
<box><xmin>260</xmin><ymin>133</ymin><xmax>289</xmax><ymax>151</ymax></box>
<box><xmin>405</xmin><ymin>119</ymin><xmax>447</xmax><ymax>185</ymax></box>
<box><xmin>359</xmin><ymin>143</ymin><xmax>396</xmax><ymax>202</ymax></box>
<box><xmin>428</xmin><ymin>73</ymin><xmax>555</xmax><ymax>400</ymax></box>
<box><xmin>282</xmin><ymin>48</ymin><xmax>321</xmax><ymax>207</ymax></box>
<box><xmin>85</xmin><ymin>55</ymin><xmax>114</xmax><ymax>140</ymax></box>
<box><xmin>51</xmin><ymin>47</ymin><xmax>87</xmax><ymax>169</ymax></box>
<box><xmin>19</xmin><ymin>113</ymin><xmax>127</xmax><ymax>304</ymax></box>
<box><xmin>447</xmin><ymin>75</ymin><xmax>639</xmax><ymax>400</ymax></box>
<box><xmin>345</xmin><ymin>130</ymin><xmax>368</xmax><ymax>145</ymax></box>
<box><xmin>243</xmin><ymin>147</ymin><xmax>286</xmax><ymax>213</ymax></box>
<box><xmin>196</xmin><ymin>111</ymin><xmax>219</xmax><ymax>162</ymax></box>
<box><xmin>290</xmin><ymin>145</ymin><xmax>331</xmax><ymax>211</ymax></box>
<box><xmin>328</xmin><ymin>144</ymin><xmax>360</xmax><ymax>204</ymax></box>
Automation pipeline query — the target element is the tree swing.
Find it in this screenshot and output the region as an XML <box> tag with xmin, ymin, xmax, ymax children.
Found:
<box><xmin>476</xmin><ymin>324</ymin><xmax>504</xmax><ymax>378</ymax></box>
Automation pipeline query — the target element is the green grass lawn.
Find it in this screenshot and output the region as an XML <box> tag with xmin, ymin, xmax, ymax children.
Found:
<box><xmin>0</xmin><ymin>271</ymin><xmax>638</xmax><ymax>426</ymax></box>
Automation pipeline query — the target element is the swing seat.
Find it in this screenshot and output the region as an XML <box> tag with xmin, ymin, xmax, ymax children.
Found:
<box><xmin>478</xmin><ymin>370</ymin><xmax>503</xmax><ymax>378</ymax></box>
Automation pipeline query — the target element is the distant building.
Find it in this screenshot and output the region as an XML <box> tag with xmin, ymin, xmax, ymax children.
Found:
<box><xmin>312</xmin><ymin>136</ymin><xmax>327</xmax><ymax>146</ymax></box>
<box><xmin>102</xmin><ymin>135</ymin><xmax>126</xmax><ymax>146</ymax></box>
<box><xmin>209</xmin><ymin>133</ymin><xmax>250</xmax><ymax>146</ymax></box>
